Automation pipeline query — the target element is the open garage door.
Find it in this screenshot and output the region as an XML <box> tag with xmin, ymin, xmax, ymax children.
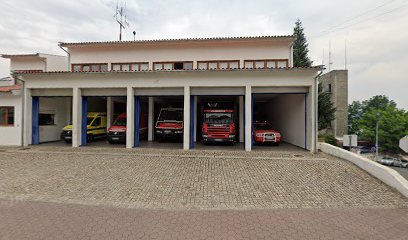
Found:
<box><xmin>134</xmin><ymin>88</ymin><xmax>184</xmax><ymax>149</ymax></box>
<box><xmin>31</xmin><ymin>89</ymin><xmax>73</xmax><ymax>146</ymax></box>
<box><xmin>190</xmin><ymin>87</ymin><xmax>245</xmax><ymax>150</ymax></box>
<box><xmin>252</xmin><ymin>89</ymin><xmax>308</xmax><ymax>150</ymax></box>
<box><xmin>80</xmin><ymin>88</ymin><xmax>127</xmax><ymax>148</ymax></box>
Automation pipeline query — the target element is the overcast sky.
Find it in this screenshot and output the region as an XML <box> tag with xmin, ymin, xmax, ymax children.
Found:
<box><xmin>1</xmin><ymin>0</ymin><xmax>407</xmax><ymax>109</ymax></box>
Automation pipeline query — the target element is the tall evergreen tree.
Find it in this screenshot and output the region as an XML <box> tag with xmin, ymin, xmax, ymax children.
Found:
<box><xmin>318</xmin><ymin>83</ymin><xmax>336</xmax><ymax>130</ymax></box>
<box><xmin>293</xmin><ymin>19</ymin><xmax>312</xmax><ymax>67</ymax></box>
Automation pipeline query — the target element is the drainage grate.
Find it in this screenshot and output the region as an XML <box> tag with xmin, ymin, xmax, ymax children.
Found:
<box><xmin>293</xmin><ymin>154</ymin><xmax>305</xmax><ymax>158</ymax></box>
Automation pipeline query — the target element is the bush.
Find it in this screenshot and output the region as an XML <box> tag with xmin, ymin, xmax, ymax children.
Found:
<box><xmin>319</xmin><ymin>133</ymin><xmax>337</xmax><ymax>146</ymax></box>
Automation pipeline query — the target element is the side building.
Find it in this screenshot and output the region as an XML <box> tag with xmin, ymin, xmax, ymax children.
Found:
<box><xmin>0</xmin><ymin>53</ymin><xmax>68</xmax><ymax>146</ymax></box>
<box><xmin>318</xmin><ymin>70</ymin><xmax>349</xmax><ymax>139</ymax></box>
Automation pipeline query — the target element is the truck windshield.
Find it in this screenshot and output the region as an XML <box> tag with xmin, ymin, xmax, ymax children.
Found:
<box><xmin>254</xmin><ymin>123</ymin><xmax>273</xmax><ymax>130</ymax></box>
<box><xmin>87</xmin><ymin>117</ymin><xmax>94</xmax><ymax>125</ymax></box>
<box><xmin>159</xmin><ymin>110</ymin><xmax>183</xmax><ymax>122</ymax></box>
<box><xmin>205</xmin><ymin>112</ymin><xmax>233</xmax><ymax>124</ymax></box>
<box><xmin>113</xmin><ymin>117</ymin><xmax>126</xmax><ymax>126</ymax></box>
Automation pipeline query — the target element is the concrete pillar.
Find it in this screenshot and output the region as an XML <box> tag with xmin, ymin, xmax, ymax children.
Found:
<box><xmin>148</xmin><ymin>97</ymin><xmax>154</xmax><ymax>141</ymax></box>
<box><xmin>72</xmin><ymin>87</ymin><xmax>82</xmax><ymax>147</ymax></box>
<box><xmin>245</xmin><ymin>86</ymin><xmax>252</xmax><ymax>151</ymax></box>
<box><xmin>312</xmin><ymin>82</ymin><xmax>318</xmax><ymax>153</ymax></box>
<box><xmin>183</xmin><ymin>86</ymin><xmax>191</xmax><ymax>150</ymax></box>
<box><xmin>107</xmin><ymin>97</ymin><xmax>113</xmax><ymax>129</ymax></box>
<box><xmin>194</xmin><ymin>96</ymin><xmax>198</xmax><ymax>142</ymax></box>
<box><xmin>239</xmin><ymin>96</ymin><xmax>244</xmax><ymax>143</ymax></box>
<box><xmin>126</xmin><ymin>87</ymin><xmax>135</xmax><ymax>148</ymax></box>
<box><xmin>23</xmin><ymin>88</ymin><xmax>32</xmax><ymax>146</ymax></box>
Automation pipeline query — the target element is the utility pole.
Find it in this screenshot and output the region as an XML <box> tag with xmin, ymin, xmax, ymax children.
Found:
<box><xmin>375</xmin><ymin>120</ymin><xmax>379</xmax><ymax>162</ymax></box>
<box><xmin>114</xmin><ymin>0</ymin><xmax>129</xmax><ymax>41</ymax></box>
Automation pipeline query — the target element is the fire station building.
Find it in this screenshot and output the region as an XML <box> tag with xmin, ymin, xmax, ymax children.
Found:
<box><xmin>2</xmin><ymin>36</ymin><xmax>321</xmax><ymax>152</ymax></box>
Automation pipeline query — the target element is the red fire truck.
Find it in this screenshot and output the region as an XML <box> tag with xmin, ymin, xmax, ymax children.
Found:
<box><xmin>202</xmin><ymin>109</ymin><xmax>236</xmax><ymax>143</ymax></box>
<box><xmin>155</xmin><ymin>108</ymin><xmax>184</xmax><ymax>142</ymax></box>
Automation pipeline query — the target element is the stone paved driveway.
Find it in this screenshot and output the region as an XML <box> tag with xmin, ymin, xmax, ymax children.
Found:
<box><xmin>1</xmin><ymin>200</ymin><xmax>408</xmax><ymax>240</ymax></box>
<box><xmin>0</xmin><ymin>147</ymin><xmax>407</xmax><ymax>210</ymax></box>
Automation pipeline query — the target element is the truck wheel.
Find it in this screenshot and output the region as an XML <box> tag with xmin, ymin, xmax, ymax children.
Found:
<box><xmin>157</xmin><ymin>135</ymin><xmax>163</xmax><ymax>142</ymax></box>
<box><xmin>87</xmin><ymin>134</ymin><xmax>94</xmax><ymax>143</ymax></box>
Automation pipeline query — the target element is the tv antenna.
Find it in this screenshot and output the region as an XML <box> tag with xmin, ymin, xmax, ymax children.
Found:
<box><xmin>114</xmin><ymin>0</ymin><xmax>129</xmax><ymax>41</ymax></box>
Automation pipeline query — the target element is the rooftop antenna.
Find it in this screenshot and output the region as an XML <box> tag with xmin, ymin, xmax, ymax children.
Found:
<box><xmin>114</xmin><ymin>0</ymin><xmax>129</xmax><ymax>41</ymax></box>
<box><xmin>328</xmin><ymin>40</ymin><xmax>333</xmax><ymax>72</ymax></box>
<box><xmin>345</xmin><ymin>39</ymin><xmax>348</xmax><ymax>70</ymax></box>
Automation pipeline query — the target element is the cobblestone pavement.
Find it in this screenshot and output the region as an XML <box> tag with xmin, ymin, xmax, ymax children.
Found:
<box><xmin>1</xmin><ymin>199</ymin><xmax>408</xmax><ymax>240</ymax></box>
<box><xmin>0</xmin><ymin>147</ymin><xmax>407</xmax><ymax>209</ymax></box>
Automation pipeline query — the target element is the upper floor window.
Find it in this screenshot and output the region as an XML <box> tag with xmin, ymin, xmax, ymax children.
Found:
<box><xmin>197</xmin><ymin>60</ymin><xmax>240</xmax><ymax>70</ymax></box>
<box><xmin>112</xmin><ymin>62</ymin><xmax>149</xmax><ymax>71</ymax></box>
<box><xmin>244</xmin><ymin>59</ymin><xmax>288</xmax><ymax>69</ymax></box>
<box><xmin>153</xmin><ymin>61</ymin><xmax>193</xmax><ymax>71</ymax></box>
<box><xmin>72</xmin><ymin>63</ymin><xmax>108</xmax><ymax>72</ymax></box>
<box><xmin>0</xmin><ymin>107</ymin><xmax>14</xmax><ymax>126</ymax></box>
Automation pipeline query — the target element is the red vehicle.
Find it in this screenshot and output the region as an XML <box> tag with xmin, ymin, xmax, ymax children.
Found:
<box><xmin>107</xmin><ymin>113</ymin><xmax>147</xmax><ymax>143</ymax></box>
<box><xmin>155</xmin><ymin>108</ymin><xmax>184</xmax><ymax>142</ymax></box>
<box><xmin>202</xmin><ymin>109</ymin><xmax>235</xmax><ymax>143</ymax></box>
<box><xmin>253</xmin><ymin>121</ymin><xmax>281</xmax><ymax>146</ymax></box>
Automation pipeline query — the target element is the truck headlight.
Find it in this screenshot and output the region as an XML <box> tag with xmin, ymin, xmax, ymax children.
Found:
<box><xmin>256</xmin><ymin>133</ymin><xmax>263</xmax><ymax>137</ymax></box>
<box><xmin>202</xmin><ymin>135</ymin><xmax>208</xmax><ymax>138</ymax></box>
<box><xmin>229</xmin><ymin>135</ymin><xmax>235</xmax><ymax>138</ymax></box>
<box><xmin>156</xmin><ymin>130</ymin><xmax>162</xmax><ymax>134</ymax></box>
<box><xmin>175</xmin><ymin>131</ymin><xmax>183</xmax><ymax>134</ymax></box>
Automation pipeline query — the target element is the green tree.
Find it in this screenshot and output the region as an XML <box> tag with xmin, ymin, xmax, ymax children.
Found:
<box><xmin>348</xmin><ymin>95</ymin><xmax>408</xmax><ymax>152</ymax></box>
<box><xmin>318</xmin><ymin>83</ymin><xmax>336</xmax><ymax>130</ymax></box>
<box><xmin>293</xmin><ymin>19</ymin><xmax>312</xmax><ymax>67</ymax></box>
<box><xmin>348</xmin><ymin>101</ymin><xmax>364</xmax><ymax>134</ymax></box>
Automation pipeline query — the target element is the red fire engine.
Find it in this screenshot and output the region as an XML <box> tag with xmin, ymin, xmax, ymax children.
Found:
<box><xmin>202</xmin><ymin>109</ymin><xmax>236</xmax><ymax>143</ymax></box>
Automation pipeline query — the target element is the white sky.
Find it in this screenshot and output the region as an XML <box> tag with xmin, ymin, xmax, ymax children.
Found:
<box><xmin>1</xmin><ymin>0</ymin><xmax>407</xmax><ymax>109</ymax></box>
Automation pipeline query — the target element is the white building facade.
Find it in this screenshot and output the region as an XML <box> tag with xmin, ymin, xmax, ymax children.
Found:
<box><xmin>5</xmin><ymin>36</ymin><xmax>321</xmax><ymax>152</ymax></box>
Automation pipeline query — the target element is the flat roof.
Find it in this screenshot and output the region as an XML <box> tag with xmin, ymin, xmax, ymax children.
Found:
<box><xmin>1</xmin><ymin>53</ymin><xmax>65</xmax><ymax>59</ymax></box>
<box><xmin>59</xmin><ymin>35</ymin><xmax>295</xmax><ymax>47</ymax></box>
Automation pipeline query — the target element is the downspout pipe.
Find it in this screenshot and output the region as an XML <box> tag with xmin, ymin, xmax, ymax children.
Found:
<box><xmin>59</xmin><ymin>44</ymin><xmax>70</xmax><ymax>71</ymax></box>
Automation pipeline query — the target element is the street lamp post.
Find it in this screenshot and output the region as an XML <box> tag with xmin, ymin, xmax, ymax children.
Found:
<box><xmin>375</xmin><ymin>119</ymin><xmax>379</xmax><ymax>162</ymax></box>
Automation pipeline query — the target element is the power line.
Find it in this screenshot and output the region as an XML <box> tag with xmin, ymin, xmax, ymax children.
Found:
<box><xmin>312</xmin><ymin>0</ymin><xmax>407</xmax><ymax>38</ymax></box>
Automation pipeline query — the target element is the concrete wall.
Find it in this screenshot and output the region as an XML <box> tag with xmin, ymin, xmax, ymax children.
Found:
<box><xmin>39</xmin><ymin>97</ymin><xmax>71</xmax><ymax>143</ymax></box>
<box><xmin>69</xmin><ymin>40</ymin><xmax>293</xmax><ymax>69</ymax></box>
<box><xmin>319</xmin><ymin>70</ymin><xmax>348</xmax><ymax>138</ymax></box>
<box><xmin>264</xmin><ymin>94</ymin><xmax>306</xmax><ymax>148</ymax></box>
<box><xmin>0</xmin><ymin>94</ymin><xmax>22</xmax><ymax>146</ymax></box>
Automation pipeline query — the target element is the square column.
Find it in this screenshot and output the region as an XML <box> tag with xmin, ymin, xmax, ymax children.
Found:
<box><xmin>148</xmin><ymin>97</ymin><xmax>154</xmax><ymax>141</ymax></box>
<box><xmin>126</xmin><ymin>87</ymin><xmax>135</xmax><ymax>148</ymax></box>
<box><xmin>183</xmin><ymin>86</ymin><xmax>191</xmax><ymax>150</ymax></box>
<box><xmin>72</xmin><ymin>87</ymin><xmax>82</xmax><ymax>147</ymax></box>
<box><xmin>107</xmin><ymin>97</ymin><xmax>113</xmax><ymax>129</ymax></box>
<box><xmin>23</xmin><ymin>88</ymin><xmax>32</xmax><ymax>146</ymax></box>
<box><xmin>239</xmin><ymin>96</ymin><xmax>244</xmax><ymax>143</ymax></box>
<box><xmin>245</xmin><ymin>86</ymin><xmax>252</xmax><ymax>151</ymax></box>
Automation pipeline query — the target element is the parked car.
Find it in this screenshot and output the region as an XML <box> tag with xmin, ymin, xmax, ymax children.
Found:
<box><xmin>107</xmin><ymin>112</ymin><xmax>148</xmax><ymax>144</ymax></box>
<box><xmin>356</xmin><ymin>146</ymin><xmax>374</xmax><ymax>154</ymax></box>
<box><xmin>61</xmin><ymin>112</ymin><xmax>107</xmax><ymax>143</ymax></box>
<box><xmin>253</xmin><ymin>121</ymin><xmax>281</xmax><ymax>146</ymax></box>
<box><xmin>377</xmin><ymin>157</ymin><xmax>401</xmax><ymax>167</ymax></box>
<box><xmin>155</xmin><ymin>108</ymin><xmax>184</xmax><ymax>142</ymax></box>
<box><xmin>392</xmin><ymin>159</ymin><xmax>408</xmax><ymax>168</ymax></box>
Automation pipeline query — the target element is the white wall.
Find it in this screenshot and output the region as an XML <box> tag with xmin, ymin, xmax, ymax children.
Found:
<box><xmin>43</xmin><ymin>55</ymin><xmax>68</xmax><ymax>72</ymax></box>
<box><xmin>10</xmin><ymin>58</ymin><xmax>45</xmax><ymax>72</ymax></box>
<box><xmin>0</xmin><ymin>94</ymin><xmax>22</xmax><ymax>146</ymax></box>
<box><xmin>264</xmin><ymin>94</ymin><xmax>306</xmax><ymax>148</ymax></box>
<box><xmin>39</xmin><ymin>97</ymin><xmax>71</xmax><ymax>143</ymax></box>
<box><xmin>69</xmin><ymin>41</ymin><xmax>292</xmax><ymax>69</ymax></box>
